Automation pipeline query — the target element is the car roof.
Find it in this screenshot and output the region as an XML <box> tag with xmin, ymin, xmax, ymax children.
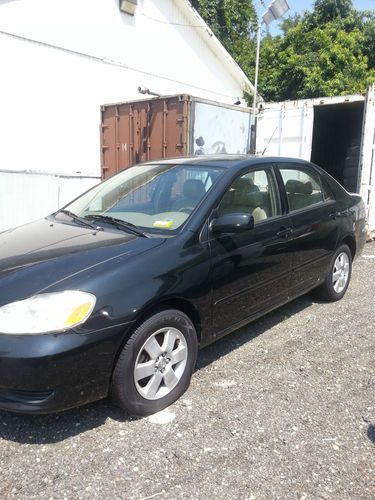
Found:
<box><xmin>140</xmin><ymin>155</ymin><xmax>312</xmax><ymax>169</ymax></box>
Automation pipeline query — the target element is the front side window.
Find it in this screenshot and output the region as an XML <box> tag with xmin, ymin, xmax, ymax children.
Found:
<box><xmin>217</xmin><ymin>168</ymin><xmax>281</xmax><ymax>223</ymax></box>
<box><xmin>279</xmin><ymin>166</ymin><xmax>324</xmax><ymax>212</ymax></box>
<box><xmin>65</xmin><ymin>163</ymin><xmax>224</xmax><ymax>234</ymax></box>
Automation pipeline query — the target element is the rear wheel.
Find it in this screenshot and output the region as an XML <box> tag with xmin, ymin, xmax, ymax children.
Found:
<box><xmin>111</xmin><ymin>309</ymin><xmax>198</xmax><ymax>416</ymax></box>
<box><xmin>315</xmin><ymin>244</ymin><xmax>352</xmax><ymax>301</ymax></box>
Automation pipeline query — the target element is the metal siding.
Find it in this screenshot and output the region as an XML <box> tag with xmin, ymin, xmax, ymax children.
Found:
<box><xmin>256</xmin><ymin>102</ymin><xmax>314</xmax><ymax>159</ymax></box>
<box><xmin>100</xmin><ymin>95</ymin><xmax>191</xmax><ymax>179</ymax></box>
<box><xmin>0</xmin><ymin>172</ymin><xmax>98</xmax><ymax>232</ymax></box>
<box><xmin>101</xmin><ymin>106</ymin><xmax>118</xmax><ymax>180</ymax></box>
<box><xmin>358</xmin><ymin>84</ymin><xmax>375</xmax><ymax>235</ymax></box>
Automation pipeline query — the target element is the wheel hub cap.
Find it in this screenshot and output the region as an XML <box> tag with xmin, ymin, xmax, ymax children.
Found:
<box><xmin>134</xmin><ymin>327</ymin><xmax>188</xmax><ymax>400</ymax></box>
<box><xmin>332</xmin><ymin>252</ymin><xmax>350</xmax><ymax>294</ymax></box>
<box><xmin>155</xmin><ymin>354</ymin><xmax>170</xmax><ymax>373</ymax></box>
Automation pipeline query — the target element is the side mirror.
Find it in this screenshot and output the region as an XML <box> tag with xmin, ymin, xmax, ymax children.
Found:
<box><xmin>211</xmin><ymin>213</ymin><xmax>255</xmax><ymax>233</ymax></box>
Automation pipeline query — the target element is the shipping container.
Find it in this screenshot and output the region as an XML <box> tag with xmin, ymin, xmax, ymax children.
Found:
<box><xmin>101</xmin><ymin>89</ymin><xmax>375</xmax><ymax>237</ymax></box>
<box><xmin>256</xmin><ymin>84</ymin><xmax>375</xmax><ymax>237</ymax></box>
<box><xmin>100</xmin><ymin>94</ymin><xmax>253</xmax><ymax>179</ymax></box>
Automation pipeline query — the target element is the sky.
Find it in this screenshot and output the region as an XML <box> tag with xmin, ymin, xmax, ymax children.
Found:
<box><xmin>255</xmin><ymin>0</ymin><xmax>375</xmax><ymax>35</ymax></box>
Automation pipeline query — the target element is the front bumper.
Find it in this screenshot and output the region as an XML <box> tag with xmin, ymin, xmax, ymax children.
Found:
<box><xmin>0</xmin><ymin>324</ymin><xmax>130</xmax><ymax>414</ymax></box>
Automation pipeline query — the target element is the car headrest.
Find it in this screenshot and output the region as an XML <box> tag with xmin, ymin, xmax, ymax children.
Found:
<box><xmin>233</xmin><ymin>188</ymin><xmax>263</xmax><ymax>207</ymax></box>
<box><xmin>183</xmin><ymin>179</ymin><xmax>206</xmax><ymax>200</ymax></box>
<box><xmin>232</xmin><ymin>178</ymin><xmax>253</xmax><ymax>204</ymax></box>
<box><xmin>232</xmin><ymin>177</ymin><xmax>260</xmax><ymax>190</ymax></box>
<box><xmin>233</xmin><ymin>177</ymin><xmax>253</xmax><ymax>190</ymax></box>
<box><xmin>285</xmin><ymin>179</ymin><xmax>313</xmax><ymax>195</ymax></box>
<box><xmin>246</xmin><ymin>191</ymin><xmax>263</xmax><ymax>207</ymax></box>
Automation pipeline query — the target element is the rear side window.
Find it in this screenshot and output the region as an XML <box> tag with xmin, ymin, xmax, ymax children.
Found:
<box><xmin>279</xmin><ymin>167</ymin><xmax>324</xmax><ymax>212</ymax></box>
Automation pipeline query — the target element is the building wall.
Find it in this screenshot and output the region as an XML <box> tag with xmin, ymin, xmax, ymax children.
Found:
<box><xmin>0</xmin><ymin>0</ymin><xmax>248</xmax><ymax>231</ymax></box>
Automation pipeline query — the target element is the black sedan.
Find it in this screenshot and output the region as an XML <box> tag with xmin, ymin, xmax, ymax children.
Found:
<box><xmin>0</xmin><ymin>156</ymin><xmax>367</xmax><ymax>416</ymax></box>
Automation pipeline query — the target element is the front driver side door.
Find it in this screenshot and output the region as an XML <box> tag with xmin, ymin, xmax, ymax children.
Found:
<box><xmin>209</xmin><ymin>165</ymin><xmax>294</xmax><ymax>339</ymax></box>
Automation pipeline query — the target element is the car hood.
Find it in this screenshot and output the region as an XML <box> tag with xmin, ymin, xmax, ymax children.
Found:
<box><xmin>0</xmin><ymin>218</ymin><xmax>164</xmax><ymax>305</ymax></box>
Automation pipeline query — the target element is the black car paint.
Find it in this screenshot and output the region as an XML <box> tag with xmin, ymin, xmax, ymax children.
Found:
<box><xmin>0</xmin><ymin>156</ymin><xmax>367</xmax><ymax>413</ymax></box>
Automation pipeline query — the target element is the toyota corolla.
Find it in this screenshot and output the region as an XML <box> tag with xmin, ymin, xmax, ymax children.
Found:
<box><xmin>0</xmin><ymin>156</ymin><xmax>367</xmax><ymax>416</ymax></box>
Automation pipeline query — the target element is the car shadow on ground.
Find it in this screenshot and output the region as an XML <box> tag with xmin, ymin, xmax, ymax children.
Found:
<box><xmin>0</xmin><ymin>400</ymin><xmax>139</xmax><ymax>445</ymax></box>
<box><xmin>0</xmin><ymin>295</ymin><xmax>316</xmax><ymax>445</ymax></box>
<box><xmin>195</xmin><ymin>294</ymin><xmax>316</xmax><ymax>372</ymax></box>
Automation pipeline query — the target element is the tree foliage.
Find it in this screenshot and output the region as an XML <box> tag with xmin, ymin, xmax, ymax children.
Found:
<box><xmin>192</xmin><ymin>0</ymin><xmax>375</xmax><ymax>102</ymax></box>
<box><xmin>190</xmin><ymin>0</ymin><xmax>257</xmax><ymax>40</ymax></box>
<box><xmin>259</xmin><ymin>18</ymin><xmax>375</xmax><ymax>101</ymax></box>
<box><xmin>190</xmin><ymin>0</ymin><xmax>257</xmax><ymax>89</ymax></box>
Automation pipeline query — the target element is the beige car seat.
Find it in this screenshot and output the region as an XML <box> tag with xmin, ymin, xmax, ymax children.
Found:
<box><xmin>220</xmin><ymin>177</ymin><xmax>267</xmax><ymax>222</ymax></box>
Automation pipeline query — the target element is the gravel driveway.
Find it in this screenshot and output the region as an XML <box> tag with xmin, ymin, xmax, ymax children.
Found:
<box><xmin>0</xmin><ymin>243</ymin><xmax>374</xmax><ymax>499</ymax></box>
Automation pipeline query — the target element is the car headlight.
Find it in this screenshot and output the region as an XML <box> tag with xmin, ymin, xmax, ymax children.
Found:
<box><xmin>0</xmin><ymin>291</ymin><xmax>96</xmax><ymax>334</ymax></box>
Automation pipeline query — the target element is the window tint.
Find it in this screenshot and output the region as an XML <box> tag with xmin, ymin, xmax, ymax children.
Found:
<box><xmin>280</xmin><ymin>167</ymin><xmax>324</xmax><ymax>212</ymax></box>
<box><xmin>217</xmin><ymin>168</ymin><xmax>281</xmax><ymax>223</ymax></box>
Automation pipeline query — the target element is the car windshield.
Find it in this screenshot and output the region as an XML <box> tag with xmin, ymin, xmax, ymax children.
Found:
<box><xmin>65</xmin><ymin>163</ymin><xmax>225</xmax><ymax>234</ymax></box>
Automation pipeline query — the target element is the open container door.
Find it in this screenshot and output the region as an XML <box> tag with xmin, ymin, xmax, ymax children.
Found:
<box><xmin>358</xmin><ymin>84</ymin><xmax>375</xmax><ymax>237</ymax></box>
<box><xmin>255</xmin><ymin>100</ymin><xmax>314</xmax><ymax>159</ymax></box>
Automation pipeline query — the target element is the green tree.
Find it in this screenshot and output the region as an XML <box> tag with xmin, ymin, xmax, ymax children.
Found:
<box><xmin>259</xmin><ymin>21</ymin><xmax>375</xmax><ymax>101</ymax></box>
<box><xmin>258</xmin><ymin>0</ymin><xmax>375</xmax><ymax>101</ymax></box>
<box><xmin>190</xmin><ymin>0</ymin><xmax>258</xmax><ymax>84</ymax></box>
<box><xmin>190</xmin><ymin>0</ymin><xmax>257</xmax><ymax>39</ymax></box>
<box><xmin>307</xmin><ymin>0</ymin><xmax>353</xmax><ymax>25</ymax></box>
<box><xmin>192</xmin><ymin>0</ymin><xmax>375</xmax><ymax>102</ymax></box>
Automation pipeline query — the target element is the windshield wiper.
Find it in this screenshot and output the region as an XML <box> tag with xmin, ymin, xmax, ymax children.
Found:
<box><xmin>86</xmin><ymin>215</ymin><xmax>148</xmax><ymax>238</ymax></box>
<box><xmin>54</xmin><ymin>209</ymin><xmax>99</xmax><ymax>230</ymax></box>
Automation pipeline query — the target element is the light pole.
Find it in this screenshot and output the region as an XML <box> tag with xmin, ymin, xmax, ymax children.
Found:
<box><xmin>250</xmin><ymin>0</ymin><xmax>290</xmax><ymax>153</ymax></box>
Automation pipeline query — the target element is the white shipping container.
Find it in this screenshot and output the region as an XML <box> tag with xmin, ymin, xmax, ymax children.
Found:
<box><xmin>256</xmin><ymin>84</ymin><xmax>375</xmax><ymax>237</ymax></box>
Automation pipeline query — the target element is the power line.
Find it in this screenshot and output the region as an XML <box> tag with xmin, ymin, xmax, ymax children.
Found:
<box><xmin>140</xmin><ymin>12</ymin><xmax>257</xmax><ymax>32</ymax></box>
<box><xmin>141</xmin><ymin>12</ymin><xmax>210</xmax><ymax>28</ymax></box>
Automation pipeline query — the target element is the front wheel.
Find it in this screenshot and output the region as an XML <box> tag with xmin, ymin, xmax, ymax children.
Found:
<box><xmin>315</xmin><ymin>244</ymin><xmax>352</xmax><ymax>302</ymax></box>
<box><xmin>111</xmin><ymin>310</ymin><xmax>198</xmax><ymax>416</ymax></box>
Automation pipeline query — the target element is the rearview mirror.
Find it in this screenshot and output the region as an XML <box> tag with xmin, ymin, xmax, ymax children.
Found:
<box><xmin>211</xmin><ymin>213</ymin><xmax>255</xmax><ymax>233</ymax></box>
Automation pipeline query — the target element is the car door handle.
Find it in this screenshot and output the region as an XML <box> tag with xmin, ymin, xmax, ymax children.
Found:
<box><xmin>276</xmin><ymin>226</ymin><xmax>293</xmax><ymax>239</ymax></box>
<box><xmin>337</xmin><ymin>208</ymin><xmax>354</xmax><ymax>217</ymax></box>
<box><xmin>329</xmin><ymin>210</ymin><xmax>337</xmax><ymax>220</ymax></box>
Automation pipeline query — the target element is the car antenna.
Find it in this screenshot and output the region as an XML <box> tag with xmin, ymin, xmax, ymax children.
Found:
<box><xmin>262</xmin><ymin>126</ymin><xmax>278</xmax><ymax>155</ymax></box>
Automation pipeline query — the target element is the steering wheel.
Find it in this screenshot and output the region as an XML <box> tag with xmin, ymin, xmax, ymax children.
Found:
<box><xmin>178</xmin><ymin>207</ymin><xmax>194</xmax><ymax>214</ymax></box>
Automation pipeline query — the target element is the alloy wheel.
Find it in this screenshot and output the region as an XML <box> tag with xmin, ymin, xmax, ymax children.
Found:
<box><xmin>332</xmin><ymin>252</ymin><xmax>350</xmax><ymax>293</ymax></box>
<box><xmin>134</xmin><ymin>327</ymin><xmax>188</xmax><ymax>400</ymax></box>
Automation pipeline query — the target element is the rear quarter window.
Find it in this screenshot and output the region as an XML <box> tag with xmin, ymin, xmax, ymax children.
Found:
<box><xmin>279</xmin><ymin>166</ymin><xmax>324</xmax><ymax>212</ymax></box>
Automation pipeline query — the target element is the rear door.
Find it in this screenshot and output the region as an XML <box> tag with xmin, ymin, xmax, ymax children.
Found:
<box><xmin>276</xmin><ymin>162</ymin><xmax>338</xmax><ymax>297</ymax></box>
<box><xmin>358</xmin><ymin>84</ymin><xmax>375</xmax><ymax>236</ymax></box>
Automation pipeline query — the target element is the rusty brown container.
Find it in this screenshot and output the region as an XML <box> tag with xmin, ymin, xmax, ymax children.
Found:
<box><xmin>100</xmin><ymin>94</ymin><xmax>252</xmax><ymax>179</ymax></box>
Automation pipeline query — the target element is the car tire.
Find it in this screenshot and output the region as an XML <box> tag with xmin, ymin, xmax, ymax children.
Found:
<box><xmin>111</xmin><ymin>309</ymin><xmax>198</xmax><ymax>416</ymax></box>
<box><xmin>314</xmin><ymin>244</ymin><xmax>352</xmax><ymax>302</ymax></box>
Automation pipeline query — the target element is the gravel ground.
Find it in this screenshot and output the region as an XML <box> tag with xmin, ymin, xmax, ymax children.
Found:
<box><xmin>0</xmin><ymin>243</ymin><xmax>374</xmax><ymax>500</ymax></box>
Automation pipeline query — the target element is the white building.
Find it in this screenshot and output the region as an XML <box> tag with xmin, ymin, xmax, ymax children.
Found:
<box><xmin>0</xmin><ymin>0</ymin><xmax>253</xmax><ymax>231</ymax></box>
